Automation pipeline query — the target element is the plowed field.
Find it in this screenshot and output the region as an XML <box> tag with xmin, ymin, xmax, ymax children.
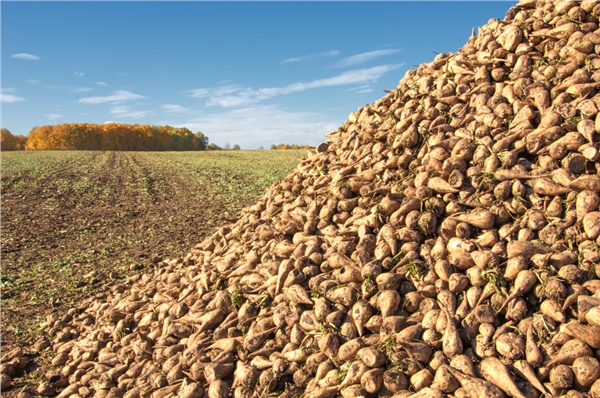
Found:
<box><xmin>1</xmin><ymin>150</ymin><xmax>305</xmax><ymax>351</ymax></box>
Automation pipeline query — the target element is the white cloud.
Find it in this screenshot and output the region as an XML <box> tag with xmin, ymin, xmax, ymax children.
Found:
<box><xmin>109</xmin><ymin>106</ymin><xmax>151</xmax><ymax>119</ymax></box>
<box><xmin>11</xmin><ymin>53</ymin><xmax>41</xmax><ymax>61</ymax></box>
<box><xmin>333</xmin><ymin>49</ymin><xmax>400</xmax><ymax>68</ymax></box>
<box><xmin>188</xmin><ymin>85</ymin><xmax>242</xmax><ymax>99</ymax></box>
<box><xmin>1</xmin><ymin>93</ymin><xmax>25</xmax><ymax>103</ymax></box>
<box><xmin>45</xmin><ymin>113</ymin><xmax>63</xmax><ymax>120</ymax></box>
<box><xmin>161</xmin><ymin>104</ymin><xmax>190</xmax><ymax>113</ymax></box>
<box><xmin>79</xmin><ymin>90</ymin><xmax>146</xmax><ymax>104</ymax></box>
<box><xmin>188</xmin><ymin>64</ymin><xmax>402</xmax><ymax>108</ymax></box>
<box><xmin>347</xmin><ymin>85</ymin><xmax>374</xmax><ymax>94</ymax></box>
<box><xmin>74</xmin><ymin>71</ymin><xmax>85</xmax><ymax>77</ymax></box>
<box><xmin>71</xmin><ymin>87</ymin><xmax>93</xmax><ymax>93</ymax></box>
<box><xmin>174</xmin><ymin>105</ymin><xmax>339</xmax><ymax>149</ymax></box>
<box><xmin>27</xmin><ymin>79</ymin><xmax>40</xmax><ymax>85</ymax></box>
<box><xmin>96</xmin><ymin>81</ymin><xmax>108</xmax><ymax>86</ymax></box>
<box><xmin>282</xmin><ymin>50</ymin><xmax>340</xmax><ymax>64</ymax></box>
<box><xmin>44</xmin><ymin>85</ymin><xmax>93</xmax><ymax>93</ymax></box>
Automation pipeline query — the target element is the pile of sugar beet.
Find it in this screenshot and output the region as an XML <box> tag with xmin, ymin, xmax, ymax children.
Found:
<box><xmin>16</xmin><ymin>0</ymin><xmax>600</xmax><ymax>397</ymax></box>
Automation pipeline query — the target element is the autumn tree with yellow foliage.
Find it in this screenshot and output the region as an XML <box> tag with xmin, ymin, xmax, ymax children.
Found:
<box><xmin>25</xmin><ymin>123</ymin><xmax>208</xmax><ymax>151</ymax></box>
<box><xmin>1</xmin><ymin>128</ymin><xmax>28</xmax><ymax>151</ymax></box>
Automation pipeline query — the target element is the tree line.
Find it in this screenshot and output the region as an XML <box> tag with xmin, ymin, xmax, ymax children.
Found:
<box><xmin>1</xmin><ymin>125</ymin><xmax>315</xmax><ymax>151</ymax></box>
<box><xmin>23</xmin><ymin>123</ymin><xmax>208</xmax><ymax>151</ymax></box>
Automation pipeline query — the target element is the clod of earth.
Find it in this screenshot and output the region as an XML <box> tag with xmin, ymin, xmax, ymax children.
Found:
<box><xmin>11</xmin><ymin>0</ymin><xmax>600</xmax><ymax>397</ymax></box>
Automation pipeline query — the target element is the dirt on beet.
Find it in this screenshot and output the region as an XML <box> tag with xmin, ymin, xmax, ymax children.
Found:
<box><xmin>0</xmin><ymin>150</ymin><xmax>305</xmax><ymax>360</ymax></box>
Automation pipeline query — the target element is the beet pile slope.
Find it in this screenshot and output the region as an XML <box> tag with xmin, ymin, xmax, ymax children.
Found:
<box><xmin>29</xmin><ymin>1</ymin><xmax>600</xmax><ymax>397</ymax></box>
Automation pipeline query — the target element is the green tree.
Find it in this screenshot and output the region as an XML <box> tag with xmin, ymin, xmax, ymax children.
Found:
<box><xmin>194</xmin><ymin>132</ymin><xmax>209</xmax><ymax>150</ymax></box>
<box><xmin>207</xmin><ymin>143</ymin><xmax>222</xmax><ymax>150</ymax></box>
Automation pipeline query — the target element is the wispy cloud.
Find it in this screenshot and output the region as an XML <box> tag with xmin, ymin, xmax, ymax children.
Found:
<box><xmin>110</xmin><ymin>106</ymin><xmax>151</xmax><ymax>119</ymax></box>
<box><xmin>79</xmin><ymin>90</ymin><xmax>146</xmax><ymax>104</ymax></box>
<box><xmin>1</xmin><ymin>93</ymin><xmax>25</xmax><ymax>103</ymax></box>
<box><xmin>72</xmin><ymin>87</ymin><xmax>93</xmax><ymax>93</ymax></box>
<box><xmin>188</xmin><ymin>64</ymin><xmax>402</xmax><ymax>108</ymax></box>
<box><xmin>347</xmin><ymin>85</ymin><xmax>374</xmax><ymax>94</ymax></box>
<box><xmin>44</xmin><ymin>85</ymin><xmax>93</xmax><ymax>94</ymax></box>
<box><xmin>11</xmin><ymin>53</ymin><xmax>41</xmax><ymax>61</ymax></box>
<box><xmin>188</xmin><ymin>85</ymin><xmax>242</xmax><ymax>100</ymax></box>
<box><xmin>175</xmin><ymin>105</ymin><xmax>338</xmax><ymax>149</ymax></box>
<box><xmin>45</xmin><ymin>113</ymin><xmax>63</xmax><ymax>120</ymax></box>
<box><xmin>332</xmin><ymin>49</ymin><xmax>400</xmax><ymax>68</ymax></box>
<box><xmin>161</xmin><ymin>104</ymin><xmax>190</xmax><ymax>113</ymax></box>
<box><xmin>27</xmin><ymin>79</ymin><xmax>40</xmax><ymax>85</ymax></box>
<box><xmin>96</xmin><ymin>81</ymin><xmax>108</xmax><ymax>86</ymax></box>
<box><xmin>282</xmin><ymin>50</ymin><xmax>340</xmax><ymax>64</ymax></box>
<box><xmin>74</xmin><ymin>71</ymin><xmax>85</xmax><ymax>77</ymax></box>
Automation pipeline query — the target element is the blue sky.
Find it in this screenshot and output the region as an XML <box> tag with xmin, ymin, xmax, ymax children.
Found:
<box><xmin>2</xmin><ymin>1</ymin><xmax>514</xmax><ymax>149</ymax></box>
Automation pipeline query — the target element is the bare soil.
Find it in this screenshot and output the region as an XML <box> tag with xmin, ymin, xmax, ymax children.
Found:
<box><xmin>0</xmin><ymin>150</ymin><xmax>305</xmax><ymax>391</ymax></box>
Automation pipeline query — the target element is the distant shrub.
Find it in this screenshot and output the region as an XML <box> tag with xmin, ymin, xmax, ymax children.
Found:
<box><xmin>206</xmin><ymin>143</ymin><xmax>222</xmax><ymax>151</ymax></box>
<box><xmin>270</xmin><ymin>143</ymin><xmax>314</xmax><ymax>150</ymax></box>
